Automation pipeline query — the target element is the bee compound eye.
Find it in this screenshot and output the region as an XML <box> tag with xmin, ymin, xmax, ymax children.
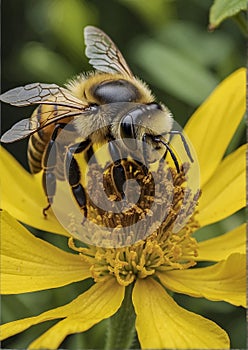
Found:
<box><xmin>120</xmin><ymin>114</ymin><xmax>138</xmax><ymax>151</ymax></box>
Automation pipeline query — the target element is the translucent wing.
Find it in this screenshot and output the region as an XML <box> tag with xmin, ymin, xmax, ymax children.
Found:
<box><xmin>0</xmin><ymin>82</ymin><xmax>84</xmax><ymax>108</ymax></box>
<box><xmin>0</xmin><ymin>83</ymin><xmax>89</xmax><ymax>143</ymax></box>
<box><xmin>1</xmin><ymin>118</ymin><xmax>36</xmax><ymax>143</ymax></box>
<box><xmin>84</xmin><ymin>26</ymin><xmax>133</xmax><ymax>77</ymax></box>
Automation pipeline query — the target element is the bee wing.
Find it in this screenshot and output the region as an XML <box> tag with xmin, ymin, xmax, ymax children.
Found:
<box><xmin>0</xmin><ymin>82</ymin><xmax>84</xmax><ymax>108</ymax></box>
<box><xmin>0</xmin><ymin>118</ymin><xmax>37</xmax><ymax>143</ymax></box>
<box><xmin>84</xmin><ymin>26</ymin><xmax>133</xmax><ymax>77</ymax></box>
<box><xmin>0</xmin><ymin>83</ymin><xmax>89</xmax><ymax>143</ymax></box>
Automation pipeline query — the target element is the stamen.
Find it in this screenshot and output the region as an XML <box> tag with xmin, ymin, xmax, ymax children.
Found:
<box><xmin>68</xmin><ymin>159</ymin><xmax>200</xmax><ymax>286</ymax></box>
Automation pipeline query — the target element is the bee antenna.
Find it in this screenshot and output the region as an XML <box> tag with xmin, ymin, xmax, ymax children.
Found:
<box><xmin>168</xmin><ymin>130</ymin><xmax>194</xmax><ymax>163</ymax></box>
<box><xmin>154</xmin><ymin>137</ymin><xmax>180</xmax><ymax>173</ymax></box>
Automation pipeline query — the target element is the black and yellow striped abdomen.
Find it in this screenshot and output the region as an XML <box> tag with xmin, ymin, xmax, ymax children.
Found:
<box><xmin>27</xmin><ymin>104</ymin><xmax>67</xmax><ymax>175</ymax></box>
<box><xmin>28</xmin><ymin>131</ymin><xmax>50</xmax><ymax>173</ymax></box>
<box><xmin>27</xmin><ymin>105</ymin><xmax>51</xmax><ymax>174</ymax></box>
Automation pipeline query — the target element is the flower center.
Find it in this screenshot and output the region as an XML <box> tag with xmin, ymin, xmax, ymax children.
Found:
<box><xmin>68</xmin><ymin>160</ymin><xmax>200</xmax><ymax>286</ymax></box>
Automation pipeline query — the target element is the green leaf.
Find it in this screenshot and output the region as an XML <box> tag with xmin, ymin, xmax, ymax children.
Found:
<box><xmin>209</xmin><ymin>0</ymin><xmax>247</xmax><ymax>29</ymax></box>
<box><xmin>118</xmin><ymin>0</ymin><xmax>174</xmax><ymax>28</ymax></box>
<box><xmin>28</xmin><ymin>0</ymin><xmax>96</xmax><ymax>62</ymax></box>
<box><xmin>132</xmin><ymin>39</ymin><xmax>218</xmax><ymax>106</ymax></box>
<box><xmin>19</xmin><ymin>42</ymin><xmax>76</xmax><ymax>83</ymax></box>
<box><xmin>156</xmin><ymin>22</ymin><xmax>234</xmax><ymax>67</ymax></box>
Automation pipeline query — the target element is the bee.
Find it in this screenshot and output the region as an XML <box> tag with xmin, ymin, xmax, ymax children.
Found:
<box><xmin>0</xmin><ymin>26</ymin><xmax>193</xmax><ymax>219</ymax></box>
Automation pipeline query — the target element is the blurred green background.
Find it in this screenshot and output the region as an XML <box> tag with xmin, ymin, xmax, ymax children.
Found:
<box><xmin>1</xmin><ymin>0</ymin><xmax>246</xmax><ymax>349</ymax></box>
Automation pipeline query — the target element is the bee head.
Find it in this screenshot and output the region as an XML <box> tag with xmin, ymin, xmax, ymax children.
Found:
<box><xmin>119</xmin><ymin>102</ymin><xmax>173</xmax><ymax>163</ymax></box>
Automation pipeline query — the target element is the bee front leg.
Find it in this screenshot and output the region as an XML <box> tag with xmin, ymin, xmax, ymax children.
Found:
<box><xmin>66</xmin><ymin>144</ymin><xmax>89</xmax><ymax>221</ymax></box>
<box><xmin>108</xmin><ymin>141</ymin><xmax>127</xmax><ymax>200</ymax></box>
<box><xmin>141</xmin><ymin>133</ymin><xmax>151</xmax><ymax>174</ymax></box>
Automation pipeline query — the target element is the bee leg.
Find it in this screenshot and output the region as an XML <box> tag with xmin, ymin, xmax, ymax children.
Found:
<box><xmin>69</xmin><ymin>139</ymin><xmax>91</xmax><ymax>154</ymax></box>
<box><xmin>42</xmin><ymin>124</ymin><xmax>63</xmax><ymax>217</ymax></box>
<box><xmin>42</xmin><ymin>172</ymin><xmax>56</xmax><ymax>217</ymax></box>
<box><xmin>66</xmin><ymin>145</ymin><xmax>88</xmax><ymax>221</ymax></box>
<box><xmin>111</xmin><ymin>163</ymin><xmax>126</xmax><ymax>200</ymax></box>
<box><xmin>141</xmin><ymin>133</ymin><xmax>150</xmax><ymax>174</ymax></box>
<box><xmin>84</xmin><ymin>145</ymin><xmax>95</xmax><ymax>164</ymax></box>
<box><xmin>108</xmin><ymin>141</ymin><xmax>127</xmax><ymax>200</ymax></box>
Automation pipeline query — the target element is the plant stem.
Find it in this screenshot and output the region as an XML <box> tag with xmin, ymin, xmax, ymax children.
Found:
<box><xmin>104</xmin><ymin>283</ymin><xmax>136</xmax><ymax>350</ymax></box>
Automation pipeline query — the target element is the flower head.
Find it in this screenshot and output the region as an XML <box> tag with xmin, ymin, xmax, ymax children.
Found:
<box><xmin>0</xmin><ymin>68</ymin><xmax>246</xmax><ymax>349</ymax></box>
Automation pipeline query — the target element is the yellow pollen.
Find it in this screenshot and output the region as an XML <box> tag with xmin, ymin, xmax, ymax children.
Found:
<box><xmin>68</xmin><ymin>160</ymin><xmax>200</xmax><ymax>286</ymax></box>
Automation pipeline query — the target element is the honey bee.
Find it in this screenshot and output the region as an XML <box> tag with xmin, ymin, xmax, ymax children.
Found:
<box><xmin>0</xmin><ymin>26</ymin><xmax>193</xmax><ymax>219</ymax></box>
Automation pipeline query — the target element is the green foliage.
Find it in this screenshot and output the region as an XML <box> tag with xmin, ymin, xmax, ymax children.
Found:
<box><xmin>209</xmin><ymin>0</ymin><xmax>247</xmax><ymax>29</ymax></box>
<box><xmin>118</xmin><ymin>0</ymin><xmax>174</xmax><ymax>27</ymax></box>
<box><xmin>27</xmin><ymin>0</ymin><xmax>97</xmax><ymax>63</ymax></box>
<box><xmin>132</xmin><ymin>38</ymin><xmax>218</xmax><ymax>105</ymax></box>
<box><xmin>19</xmin><ymin>42</ymin><xmax>76</xmax><ymax>83</ymax></box>
<box><xmin>131</xmin><ymin>20</ymin><xmax>236</xmax><ymax>106</ymax></box>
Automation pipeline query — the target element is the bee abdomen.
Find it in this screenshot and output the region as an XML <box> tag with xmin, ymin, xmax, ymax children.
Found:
<box><xmin>28</xmin><ymin>131</ymin><xmax>48</xmax><ymax>174</ymax></box>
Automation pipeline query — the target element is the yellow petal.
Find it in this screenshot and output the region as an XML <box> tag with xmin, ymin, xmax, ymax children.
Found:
<box><xmin>1</xmin><ymin>210</ymin><xmax>91</xmax><ymax>294</ymax></box>
<box><xmin>157</xmin><ymin>253</ymin><xmax>245</xmax><ymax>307</ymax></box>
<box><xmin>197</xmin><ymin>144</ymin><xmax>246</xmax><ymax>226</ymax></box>
<box><xmin>133</xmin><ymin>278</ymin><xmax>230</xmax><ymax>349</ymax></box>
<box><xmin>0</xmin><ymin>146</ymin><xmax>68</xmax><ymax>235</ymax></box>
<box><xmin>197</xmin><ymin>224</ymin><xmax>246</xmax><ymax>261</ymax></box>
<box><xmin>184</xmin><ymin>68</ymin><xmax>246</xmax><ymax>187</ymax></box>
<box><xmin>0</xmin><ymin>278</ymin><xmax>125</xmax><ymax>349</ymax></box>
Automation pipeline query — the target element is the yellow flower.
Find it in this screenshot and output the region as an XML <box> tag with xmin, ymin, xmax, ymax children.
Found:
<box><xmin>0</xmin><ymin>68</ymin><xmax>246</xmax><ymax>349</ymax></box>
